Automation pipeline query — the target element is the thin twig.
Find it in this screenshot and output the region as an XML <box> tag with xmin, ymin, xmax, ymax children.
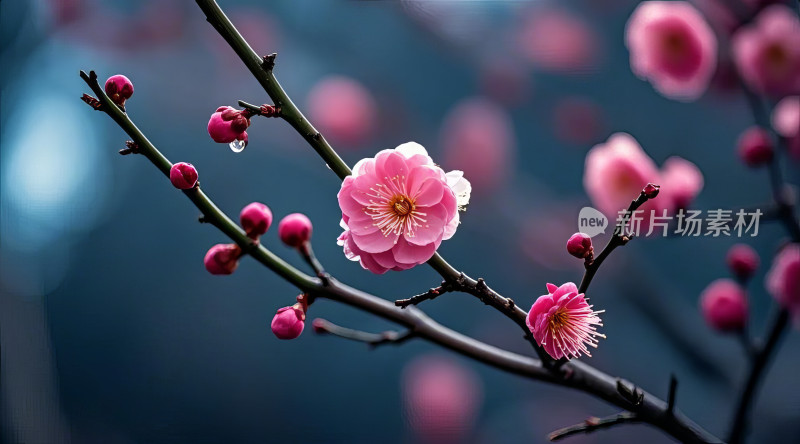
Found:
<box><xmin>312</xmin><ymin>318</ymin><xmax>414</xmax><ymax>348</ymax></box>
<box><xmin>578</xmin><ymin>184</ymin><xmax>657</xmax><ymax>294</ymax></box>
<box><xmin>548</xmin><ymin>412</ymin><xmax>639</xmax><ymax>441</ymax></box>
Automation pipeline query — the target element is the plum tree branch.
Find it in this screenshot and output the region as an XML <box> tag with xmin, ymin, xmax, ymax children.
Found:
<box><xmin>80</xmin><ymin>63</ymin><xmax>720</xmax><ymax>444</ymax></box>
<box><xmin>192</xmin><ymin>0</ymin><xmax>551</xmax><ymax>365</ymax></box>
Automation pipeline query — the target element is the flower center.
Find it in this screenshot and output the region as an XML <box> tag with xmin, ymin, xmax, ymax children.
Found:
<box><xmin>549</xmin><ymin>308</ymin><xmax>569</xmax><ymax>329</ymax></box>
<box><xmin>364</xmin><ymin>177</ymin><xmax>428</xmax><ymax>238</ymax></box>
<box><xmin>393</xmin><ymin>197</ymin><xmax>412</xmax><ymax>216</ymax></box>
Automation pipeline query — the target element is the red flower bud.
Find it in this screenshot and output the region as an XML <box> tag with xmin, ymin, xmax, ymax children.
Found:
<box><xmin>169</xmin><ymin>162</ymin><xmax>198</xmax><ymax>189</ymax></box>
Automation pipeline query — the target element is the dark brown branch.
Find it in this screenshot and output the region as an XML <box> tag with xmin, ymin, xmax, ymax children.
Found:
<box><xmin>312</xmin><ymin>318</ymin><xmax>414</xmax><ymax>348</ymax></box>
<box><xmin>578</xmin><ymin>184</ymin><xmax>657</xmax><ymax>294</ymax></box>
<box><xmin>548</xmin><ymin>412</ymin><xmax>639</xmax><ymax>441</ymax></box>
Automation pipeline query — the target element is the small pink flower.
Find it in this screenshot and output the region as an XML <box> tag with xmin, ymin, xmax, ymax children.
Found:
<box><xmin>307</xmin><ymin>76</ymin><xmax>376</xmax><ymax>148</ymax></box>
<box><xmin>727</xmin><ymin>244</ymin><xmax>760</xmax><ymax>280</ymax></box>
<box><xmin>278</xmin><ymin>213</ymin><xmax>313</xmax><ymax>248</ymax></box>
<box><xmin>104</xmin><ymin>74</ymin><xmax>134</xmax><ymax>108</ymax></box>
<box><xmin>766</xmin><ymin>244</ymin><xmax>800</xmax><ymax>315</ymax></box>
<box><xmin>440</xmin><ymin>98</ymin><xmax>514</xmax><ymax>192</ymax></box>
<box><xmin>526</xmin><ymin>283</ymin><xmax>605</xmax><ymax>360</ymax></box>
<box><xmin>732</xmin><ymin>5</ymin><xmax>800</xmax><ymax>98</ymax></box>
<box><xmin>207</xmin><ymin>106</ymin><xmax>250</xmax><ymax>144</ymax></box>
<box><xmin>169</xmin><ymin>162</ymin><xmax>198</xmax><ymax>189</ymax></box>
<box><xmin>239</xmin><ymin>202</ymin><xmax>273</xmax><ymax>238</ymax></box>
<box><xmin>271</xmin><ymin>304</ymin><xmax>305</xmax><ymax>340</ymax></box>
<box><xmin>203</xmin><ymin>243</ymin><xmax>241</xmax><ymax>275</ymax></box>
<box><xmin>625</xmin><ymin>1</ymin><xmax>718</xmax><ymax>101</ymax></box>
<box><xmin>700</xmin><ymin>279</ymin><xmax>748</xmax><ymax>332</ymax></box>
<box><xmin>566</xmin><ymin>233</ymin><xmax>593</xmax><ymax>259</ymax></box>
<box><xmin>660</xmin><ymin>156</ymin><xmax>704</xmax><ymax>210</ymax></box>
<box><xmin>402</xmin><ymin>354</ymin><xmax>482</xmax><ymax>443</ymax></box>
<box><xmin>737</xmin><ymin>126</ymin><xmax>774</xmax><ymax>167</ymax></box>
<box><xmin>772</xmin><ymin>95</ymin><xmax>799</xmax><ymax>138</ymax></box>
<box><xmin>338</xmin><ymin>142</ymin><xmax>469</xmax><ymax>274</ymax></box>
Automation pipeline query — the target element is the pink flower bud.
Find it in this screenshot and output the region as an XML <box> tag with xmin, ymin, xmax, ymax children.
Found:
<box><xmin>643</xmin><ymin>183</ymin><xmax>660</xmax><ymax>199</ymax></box>
<box><xmin>700</xmin><ymin>279</ymin><xmax>748</xmax><ymax>332</ymax></box>
<box><xmin>203</xmin><ymin>243</ymin><xmax>241</xmax><ymax>275</ymax></box>
<box><xmin>239</xmin><ymin>202</ymin><xmax>273</xmax><ymax>238</ymax></box>
<box><xmin>207</xmin><ymin>106</ymin><xmax>250</xmax><ymax>144</ymax></box>
<box><xmin>169</xmin><ymin>162</ymin><xmax>198</xmax><ymax>189</ymax></box>
<box><xmin>566</xmin><ymin>233</ymin><xmax>593</xmax><ymax>259</ymax></box>
<box><xmin>737</xmin><ymin>126</ymin><xmax>774</xmax><ymax>167</ymax></box>
<box><xmin>726</xmin><ymin>244</ymin><xmax>760</xmax><ymax>280</ymax></box>
<box><xmin>104</xmin><ymin>74</ymin><xmax>134</xmax><ymax>107</ymax></box>
<box><xmin>271</xmin><ymin>304</ymin><xmax>305</xmax><ymax>339</ymax></box>
<box><xmin>278</xmin><ymin>213</ymin><xmax>313</xmax><ymax>248</ymax></box>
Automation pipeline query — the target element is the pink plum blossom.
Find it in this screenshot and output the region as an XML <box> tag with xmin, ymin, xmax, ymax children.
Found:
<box><xmin>700</xmin><ymin>279</ymin><xmax>748</xmax><ymax>332</ymax></box>
<box><xmin>337</xmin><ymin>142</ymin><xmax>470</xmax><ymax>274</ymax></box>
<box><xmin>271</xmin><ymin>304</ymin><xmax>305</xmax><ymax>340</ymax></box>
<box><xmin>625</xmin><ymin>1</ymin><xmax>718</xmax><ymax>101</ymax></box>
<box><xmin>766</xmin><ymin>244</ymin><xmax>800</xmax><ymax>315</ymax></box>
<box><xmin>727</xmin><ymin>244</ymin><xmax>760</xmax><ymax>280</ymax></box>
<box><xmin>104</xmin><ymin>74</ymin><xmax>133</xmax><ymax>108</ymax></box>
<box><xmin>203</xmin><ymin>243</ymin><xmax>241</xmax><ymax>275</ymax></box>
<box><xmin>207</xmin><ymin>106</ymin><xmax>250</xmax><ymax>145</ymax></box>
<box><xmin>239</xmin><ymin>202</ymin><xmax>273</xmax><ymax>238</ymax></box>
<box><xmin>278</xmin><ymin>213</ymin><xmax>313</xmax><ymax>248</ymax></box>
<box><xmin>169</xmin><ymin>162</ymin><xmax>198</xmax><ymax>190</ymax></box>
<box><xmin>307</xmin><ymin>76</ymin><xmax>376</xmax><ymax>148</ymax></box>
<box><xmin>732</xmin><ymin>5</ymin><xmax>800</xmax><ymax>98</ymax></box>
<box><xmin>402</xmin><ymin>354</ymin><xmax>482</xmax><ymax>443</ymax></box>
<box><xmin>440</xmin><ymin>97</ymin><xmax>514</xmax><ymax>192</ymax></box>
<box><xmin>660</xmin><ymin>156</ymin><xmax>704</xmax><ymax>210</ymax></box>
<box><xmin>526</xmin><ymin>283</ymin><xmax>605</xmax><ymax>360</ymax></box>
<box><xmin>584</xmin><ymin>133</ymin><xmax>703</xmax><ymax>223</ymax></box>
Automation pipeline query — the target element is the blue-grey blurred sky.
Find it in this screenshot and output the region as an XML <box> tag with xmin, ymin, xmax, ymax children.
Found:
<box><xmin>2</xmin><ymin>0</ymin><xmax>799</xmax><ymax>443</ymax></box>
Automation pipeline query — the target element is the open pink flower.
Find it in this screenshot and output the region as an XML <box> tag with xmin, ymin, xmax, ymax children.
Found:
<box><xmin>585</xmin><ymin>133</ymin><xmax>703</xmax><ymax>223</ymax></box>
<box><xmin>526</xmin><ymin>283</ymin><xmax>605</xmax><ymax>360</ymax></box>
<box><xmin>766</xmin><ymin>244</ymin><xmax>800</xmax><ymax>315</ymax></box>
<box><xmin>660</xmin><ymin>156</ymin><xmax>704</xmax><ymax>210</ymax></box>
<box><xmin>625</xmin><ymin>1</ymin><xmax>717</xmax><ymax>101</ymax></box>
<box><xmin>732</xmin><ymin>5</ymin><xmax>800</xmax><ymax>98</ymax></box>
<box><xmin>337</xmin><ymin>142</ymin><xmax>470</xmax><ymax>274</ymax></box>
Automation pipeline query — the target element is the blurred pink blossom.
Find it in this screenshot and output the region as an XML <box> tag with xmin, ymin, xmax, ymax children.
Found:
<box><xmin>732</xmin><ymin>5</ymin><xmax>800</xmax><ymax>98</ymax></box>
<box><xmin>526</xmin><ymin>283</ymin><xmax>605</xmax><ymax>360</ymax></box>
<box><xmin>700</xmin><ymin>279</ymin><xmax>749</xmax><ymax>332</ymax></box>
<box><xmin>727</xmin><ymin>244</ymin><xmax>760</xmax><ymax>280</ymax></box>
<box><xmin>625</xmin><ymin>1</ymin><xmax>717</xmax><ymax>101</ymax></box>
<box><xmin>772</xmin><ymin>96</ymin><xmax>799</xmax><ymax>138</ymax></box>
<box><xmin>402</xmin><ymin>354</ymin><xmax>482</xmax><ymax>443</ymax></box>
<box><xmin>516</xmin><ymin>8</ymin><xmax>601</xmax><ymax>74</ymax></box>
<box><xmin>337</xmin><ymin>143</ymin><xmax>468</xmax><ymax>274</ymax></box>
<box><xmin>440</xmin><ymin>97</ymin><xmax>515</xmax><ymax>192</ymax></box>
<box><xmin>585</xmin><ymin>133</ymin><xmax>703</xmax><ymax>223</ymax></box>
<box><xmin>660</xmin><ymin>156</ymin><xmax>704</xmax><ymax>210</ymax></box>
<box><xmin>737</xmin><ymin>126</ymin><xmax>774</xmax><ymax>167</ymax></box>
<box><xmin>307</xmin><ymin>76</ymin><xmax>377</xmax><ymax>148</ymax></box>
<box><xmin>766</xmin><ymin>244</ymin><xmax>800</xmax><ymax>316</ymax></box>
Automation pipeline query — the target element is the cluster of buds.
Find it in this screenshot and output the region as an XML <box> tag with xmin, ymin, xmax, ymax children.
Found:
<box><xmin>202</xmin><ymin>202</ymin><xmax>274</xmax><ymax>275</ymax></box>
<box><xmin>699</xmin><ymin>244</ymin><xmax>759</xmax><ymax>333</ymax></box>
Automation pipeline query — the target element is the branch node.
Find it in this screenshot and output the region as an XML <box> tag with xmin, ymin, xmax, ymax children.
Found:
<box><xmin>262</xmin><ymin>52</ymin><xmax>277</xmax><ymax>71</ymax></box>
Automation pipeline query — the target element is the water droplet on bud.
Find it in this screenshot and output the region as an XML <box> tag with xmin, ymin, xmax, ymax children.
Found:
<box><xmin>229</xmin><ymin>139</ymin><xmax>246</xmax><ymax>153</ymax></box>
